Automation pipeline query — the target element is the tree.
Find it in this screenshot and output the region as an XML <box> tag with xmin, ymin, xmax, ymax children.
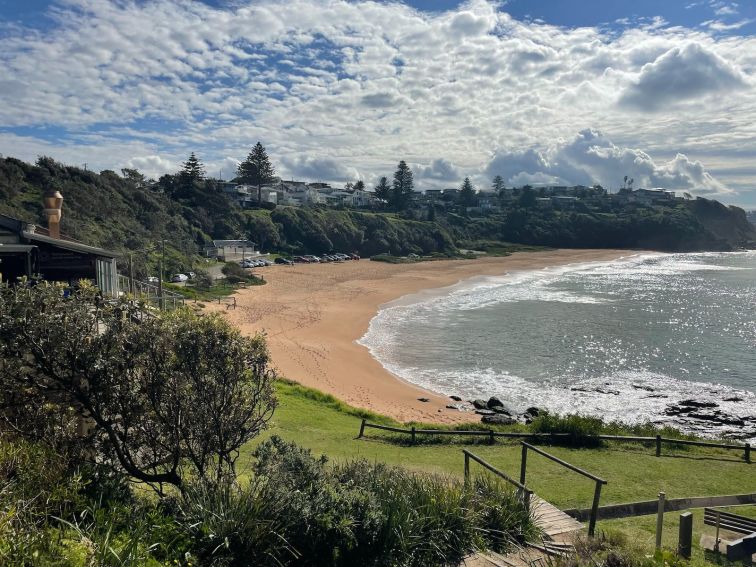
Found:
<box><xmin>0</xmin><ymin>281</ymin><xmax>277</xmax><ymax>493</ymax></box>
<box><xmin>392</xmin><ymin>160</ymin><xmax>414</xmax><ymax>211</ymax></box>
<box><xmin>427</xmin><ymin>204</ymin><xmax>436</xmax><ymax>222</ymax></box>
<box><xmin>459</xmin><ymin>177</ymin><xmax>477</xmax><ymax>207</ymax></box>
<box><xmin>353</xmin><ymin>180</ymin><xmax>365</xmax><ymax>192</ymax></box>
<box><xmin>238</xmin><ymin>142</ymin><xmax>276</xmax><ymax>205</ymax></box>
<box><xmin>181</xmin><ymin>152</ymin><xmax>205</xmax><ymax>183</ymax></box>
<box><xmin>374</xmin><ymin>176</ymin><xmax>391</xmax><ymax>204</ymax></box>
<box><xmin>518</xmin><ymin>186</ymin><xmax>537</xmax><ymax>208</ymax></box>
<box><xmin>492</xmin><ymin>175</ymin><xmax>505</xmax><ymax>194</ymax></box>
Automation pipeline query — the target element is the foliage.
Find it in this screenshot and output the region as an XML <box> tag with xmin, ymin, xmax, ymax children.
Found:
<box><xmin>391</xmin><ymin>160</ymin><xmax>414</xmax><ymax>211</ymax></box>
<box><xmin>0</xmin><ymin>281</ymin><xmax>277</xmax><ymax>491</ymax></box>
<box><xmin>250</xmin><ymin>435</ymin><xmax>536</xmax><ymax>566</ymax></box>
<box><xmin>459</xmin><ymin>177</ymin><xmax>477</xmax><ymax>207</ymax></box>
<box><xmin>374</xmin><ymin>176</ymin><xmax>391</xmax><ymax>204</ymax></box>
<box><xmin>180</xmin><ymin>152</ymin><xmax>206</xmax><ymax>183</ymax></box>
<box><xmin>237</xmin><ymin>142</ymin><xmax>276</xmax><ymax>204</ymax></box>
<box><xmin>492</xmin><ymin>175</ymin><xmax>505</xmax><ymax>193</ymax></box>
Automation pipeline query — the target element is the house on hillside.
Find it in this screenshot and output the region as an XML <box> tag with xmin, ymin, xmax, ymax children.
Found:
<box><xmin>204</xmin><ymin>239</ymin><xmax>257</xmax><ymax>261</ymax></box>
<box><xmin>617</xmin><ymin>188</ymin><xmax>675</xmax><ymax>205</ymax></box>
<box><xmin>0</xmin><ymin>190</ymin><xmax>119</xmax><ymax>295</ymax></box>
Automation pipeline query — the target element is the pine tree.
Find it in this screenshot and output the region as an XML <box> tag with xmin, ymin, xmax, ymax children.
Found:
<box><xmin>392</xmin><ymin>160</ymin><xmax>414</xmax><ymax>211</ymax></box>
<box><xmin>237</xmin><ymin>142</ymin><xmax>276</xmax><ymax>204</ymax></box>
<box><xmin>459</xmin><ymin>177</ymin><xmax>477</xmax><ymax>207</ymax></box>
<box><xmin>492</xmin><ymin>175</ymin><xmax>504</xmax><ymax>194</ymax></box>
<box><xmin>353</xmin><ymin>180</ymin><xmax>365</xmax><ymax>192</ymax></box>
<box><xmin>374</xmin><ymin>176</ymin><xmax>391</xmax><ymax>204</ymax></box>
<box><xmin>181</xmin><ymin>152</ymin><xmax>205</xmax><ymax>183</ymax></box>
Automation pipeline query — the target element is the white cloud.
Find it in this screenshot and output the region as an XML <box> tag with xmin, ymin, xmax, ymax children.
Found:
<box><xmin>618</xmin><ymin>43</ymin><xmax>748</xmax><ymax>112</ymax></box>
<box><xmin>279</xmin><ymin>155</ymin><xmax>359</xmax><ymax>181</ymax></box>
<box><xmin>125</xmin><ymin>155</ymin><xmax>176</xmax><ymax>179</ymax></box>
<box><xmin>415</xmin><ymin>158</ymin><xmax>461</xmax><ymax>182</ymax></box>
<box><xmin>0</xmin><ymin>0</ymin><xmax>754</xmax><ymax>202</ymax></box>
<box><xmin>485</xmin><ymin>129</ymin><xmax>730</xmax><ymax>195</ymax></box>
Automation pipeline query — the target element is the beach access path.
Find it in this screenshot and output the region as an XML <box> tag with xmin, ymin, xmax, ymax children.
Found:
<box><xmin>207</xmin><ymin>249</ymin><xmax>632</xmax><ymax>424</ymax></box>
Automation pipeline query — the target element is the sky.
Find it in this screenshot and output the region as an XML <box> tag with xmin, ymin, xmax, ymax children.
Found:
<box><xmin>0</xmin><ymin>0</ymin><xmax>755</xmax><ymax>206</ymax></box>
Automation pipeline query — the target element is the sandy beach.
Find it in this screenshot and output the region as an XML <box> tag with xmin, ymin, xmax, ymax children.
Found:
<box><xmin>208</xmin><ymin>250</ymin><xmax>632</xmax><ymax>424</ymax></box>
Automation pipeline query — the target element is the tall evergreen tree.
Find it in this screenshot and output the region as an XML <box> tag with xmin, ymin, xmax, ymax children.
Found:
<box><xmin>237</xmin><ymin>142</ymin><xmax>276</xmax><ymax>205</ymax></box>
<box><xmin>492</xmin><ymin>175</ymin><xmax>504</xmax><ymax>194</ymax></box>
<box><xmin>392</xmin><ymin>160</ymin><xmax>414</xmax><ymax>211</ymax></box>
<box><xmin>181</xmin><ymin>152</ymin><xmax>205</xmax><ymax>183</ymax></box>
<box><xmin>459</xmin><ymin>177</ymin><xmax>477</xmax><ymax>207</ymax></box>
<box><xmin>374</xmin><ymin>176</ymin><xmax>391</xmax><ymax>204</ymax></box>
<box><xmin>353</xmin><ymin>180</ymin><xmax>365</xmax><ymax>192</ymax></box>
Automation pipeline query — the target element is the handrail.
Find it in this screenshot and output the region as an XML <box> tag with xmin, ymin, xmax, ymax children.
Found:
<box><xmin>463</xmin><ymin>449</ymin><xmax>532</xmax><ymax>494</ymax></box>
<box><xmin>463</xmin><ymin>449</ymin><xmax>532</xmax><ymax>512</ymax></box>
<box><xmin>519</xmin><ymin>441</ymin><xmax>607</xmax><ymax>536</ymax></box>
<box><xmin>520</xmin><ymin>442</ymin><xmax>607</xmax><ymax>484</ymax></box>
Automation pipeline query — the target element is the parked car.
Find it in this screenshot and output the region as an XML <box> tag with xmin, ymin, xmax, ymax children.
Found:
<box><xmin>171</xmin><ymin>273</ymin><xmax>189</xmax><ymax>283</ymax></box>
<box><xmin>146</xmin><ymin>276</ymin><xmax>159</xmax><ymax>283</ymax></box>
<box><xmin>275</xmin><ymin>257</ymin><xmax>293</xmax><ymax>265</ymax></box>
<box><xmin>258</xmin><ymin>259</ymin><xmax>273</xmax><ymax>266</ymax></box>
<box><xmin>304</xmin><ymin>255</ymin><xmax>321</xmax><ymax>263</ymax></box>
<box><xmin>293</xmin><ymin>256</ymin><xmax>310</xmax><ymax>263</ymax></box>
<box><xmin>349</xmin><ymin>253</ymin><xmax>360</xmax><ymax>260</ymax></box>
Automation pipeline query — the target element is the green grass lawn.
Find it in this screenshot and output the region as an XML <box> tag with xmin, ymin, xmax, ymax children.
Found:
<box><xmin>247</xmin><ymin>381</ymin><xmax>755</xmax><ymax>540</ymax></box>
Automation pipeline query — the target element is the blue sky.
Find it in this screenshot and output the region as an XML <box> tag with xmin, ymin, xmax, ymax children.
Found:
<box><xmin>1</xmin><ymin>0</ymin><xmax>755</xmax><ymax>206</ymax></box>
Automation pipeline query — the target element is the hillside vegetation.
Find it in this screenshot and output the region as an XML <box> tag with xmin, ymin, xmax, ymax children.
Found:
<box><xmin>1</xmin><ymin>156</ymin><xmax>754</xmax><ymax>279</ymax></box>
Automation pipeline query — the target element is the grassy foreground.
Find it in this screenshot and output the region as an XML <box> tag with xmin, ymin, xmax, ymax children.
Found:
<box><xmin>255</xmin><ymin>381</ymin><xmax>754</xmax><ymax>526</ymax></box>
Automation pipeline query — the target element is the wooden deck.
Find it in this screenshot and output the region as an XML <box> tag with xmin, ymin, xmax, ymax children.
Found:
<box><xmin>531</xmin><ymin>496</ymin><xmax>584</xmax><ymax>541</ymax></box>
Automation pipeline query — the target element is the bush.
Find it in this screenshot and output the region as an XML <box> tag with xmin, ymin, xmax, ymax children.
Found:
<box><xmin>250</xmin><ymin>436</ymin><xmax>536</xmax><ymax>566</ymax></box>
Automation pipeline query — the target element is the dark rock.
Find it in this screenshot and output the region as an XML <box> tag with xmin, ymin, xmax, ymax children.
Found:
<box><xmin>632</xmin><ymin>384</ymin><xmax>655</xmax><ymax>392</ymax></box>
<box><xmin>644</xmin><ymin>394</ymin><xmax>669</xmax><ymax>399</ymax></box>
<box><xmin>679</xmin><ymin>399</ymin><xmax>718</xmax><ymax>408</ymax></box>
<box><xmin>481</xmin><ymin>414</ymin><xmax>517</xmax><ymax>425</ymax></box>
<box><xmin>487</xmin><ymin>396</ymin><xmax>504</xmax><ymax>409</ymax></box>
<box><xmin>525</xmin><ymin>407</ymin><xmax>543</xmax><ymax>417</ymax></box>
<box><xmin>475</xmin><ymin>409</ymin><xmax>496</xmax><ymax>416</ymax></box>
<box><xmin>417</xmin><ymin>397</ymin><xmax>430</xmax><ymax>403</ymax></box>
<box><xmin>490</xmin><ymin>406</ymin><xmax>513</xmax><ymax>415</ymax></box>
<box><xmin>472</xmin><ymin>399</ymin><xmax>488</xmax><ymax>410</ymax></box>
<box><xmin>723</xmin><ymin>396</ymin><xmax>744</xmax><ymax>402</ymax></box>
<box><xmin>446</xmin><ymin>404</ymin><xmax>468</xmax><ymax>411</ymax></box>
<box><xmin>450</xmin><ymin>395</ymin><xmax>463</xmax><ymax>402</ymax></box>
<box><xmin>571</xmin><ymin>386</ymin><xmax>619</xmax><ymax>395</ymax></box>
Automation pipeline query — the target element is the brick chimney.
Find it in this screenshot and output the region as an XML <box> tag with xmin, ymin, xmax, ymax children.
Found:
<box><xmin>42</xmin><ymin>189</ymin><xmax>63</xmax><ymax>239</ymax></box>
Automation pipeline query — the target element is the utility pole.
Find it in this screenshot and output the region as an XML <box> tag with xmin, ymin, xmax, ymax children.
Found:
<box><xmin>128</xmin><ymin>253</ymin><xmax>134</xmax><ymax>295</ymax></box>
<box><xmin>158</xmin><ymin>240</ymin><xmax>165</xmax><ymax>311</ymax></box>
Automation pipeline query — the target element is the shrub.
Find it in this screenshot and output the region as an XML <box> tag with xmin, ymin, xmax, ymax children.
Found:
<box><xmin>251</xmin><ymin>436</ymin><xmax>536</xmax><ymax>566</ymax></box>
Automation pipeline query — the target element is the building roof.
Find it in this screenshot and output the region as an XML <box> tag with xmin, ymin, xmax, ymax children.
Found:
<box><xmin>0</xmin><ymin>213</ymin><xmax>119</xmax><ymax>258</ymax></box>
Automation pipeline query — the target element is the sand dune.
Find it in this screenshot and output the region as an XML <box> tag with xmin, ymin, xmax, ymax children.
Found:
<box><xmin>207</xmin><ymin>250</ymin><xmax>631</xmax><ymax>424</ymax></box>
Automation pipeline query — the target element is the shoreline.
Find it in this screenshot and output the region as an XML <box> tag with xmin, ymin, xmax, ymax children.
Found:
<box><xmin>207</xmin><ymin>249</ymin><xmax>633</xmax><ymax>424</ymax></box>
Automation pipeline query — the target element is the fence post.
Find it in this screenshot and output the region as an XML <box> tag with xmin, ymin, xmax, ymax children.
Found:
<box><xmin>588</xmin><ymin>481</ymin><xmax>603</xmax><ymax>537</ymax></box>
<box><xmin>520</xmin><ymin>444</ymin><xmax>528</xmax><ymax>485</ymax></box>
<box><xmin>358</xmin><ymin>419</ymin><xmax>366</xmax><ymax>438</ymax></box>
<box><xmin>489</xmin><ymin>429</ymin><xmax>495</xmax><ymax>445</ymax></box>
<box><xmin>411</xmin><ymin>426</ymin><xmax>416</xmax><ymax>445</ymax></box>
<box><xmin>464</xmin><ymin>452</ymin><xmax>470</xmax><ymax>487</ymax></box>
<box><xmin>746</xmin><ymin>443</ymin><xmax>751</xmax><ymax>464</ymax></box>
<box><xmin>655</xmin><ymin>491</ymin><xmax>666</xmax><ymax>550</ymax></box>
<box><xmin>656</xmin><ymin>435</ymin><xmax>662</xmax><ymax>457</ymax></box>
<box><xmin>523</xmin><ymin>490</ymin><xmax>531</xmax><ymax>513</ymax></box>
<box><xmin>678</xmin><ymin>512</ymin><xmax>693</xmax><ymax>559</ymax></box>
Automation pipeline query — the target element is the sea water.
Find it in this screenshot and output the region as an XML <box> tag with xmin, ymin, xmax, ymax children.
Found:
<box><xmin>359</xmin><ymin>252</ymin><xmax>756</xmax><ymax>437</ymax></box>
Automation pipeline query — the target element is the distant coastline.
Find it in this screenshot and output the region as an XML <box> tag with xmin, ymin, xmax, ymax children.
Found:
<box><xmin>208</xmin><ymin>249</ymin><xmax>630</xmax><ymax>424</ymax></box>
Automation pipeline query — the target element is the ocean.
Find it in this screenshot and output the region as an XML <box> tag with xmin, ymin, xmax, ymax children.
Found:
<box><xmin>359</xmin><ymin>251</ymin><xmax>756</xmax><ymax>439</ymax></box>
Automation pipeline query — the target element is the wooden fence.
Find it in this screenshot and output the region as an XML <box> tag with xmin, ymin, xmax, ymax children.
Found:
<box><xmin>357</xmin><ymin>419</ymin><xmax>752</xmax><ymax>462</ymax></box>
<box><xmin>520</xmin><ymin>442</ymin><xmax>607</xmax><ymax>536</ymax></box>
<box><xmin>463</xmin><ymin>449</ymin><xmax>533</xmax><ymax>512</ymax></box>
